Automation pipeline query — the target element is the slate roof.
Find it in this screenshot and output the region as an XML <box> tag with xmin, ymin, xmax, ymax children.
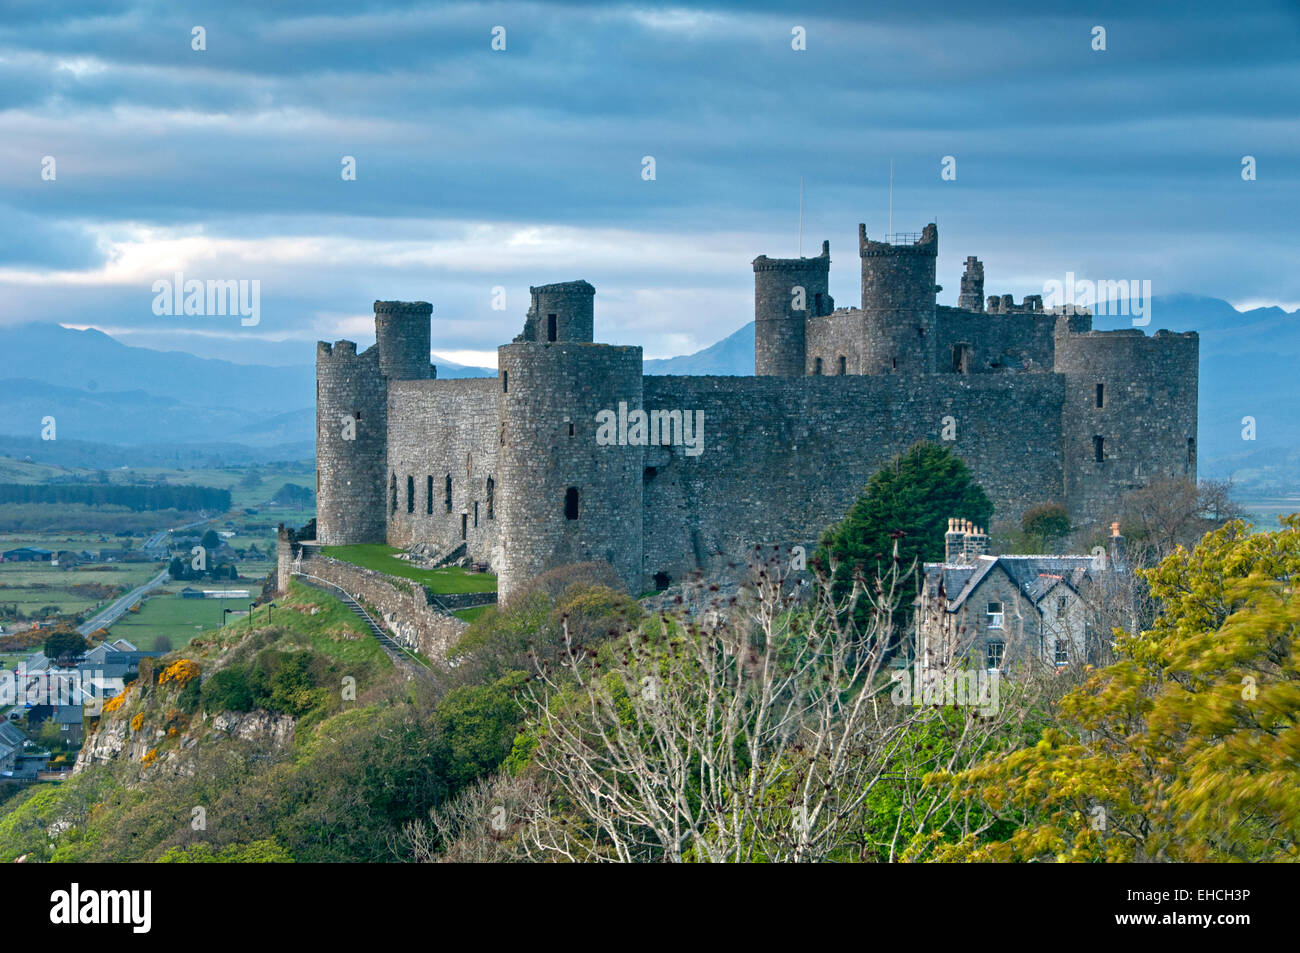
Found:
<box><xmin>926</xmin><ymin>554</ymin><xmax>1096</xmax><ymax>613</ymax></box>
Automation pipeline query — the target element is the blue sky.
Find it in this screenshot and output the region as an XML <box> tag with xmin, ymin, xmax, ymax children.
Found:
<box><xmin>1</xmin><ymin>0</ymin><xmax>1297</xmax><ymax>366</ymax></box>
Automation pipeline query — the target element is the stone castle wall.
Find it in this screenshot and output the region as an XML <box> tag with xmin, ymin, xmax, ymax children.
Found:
<box><xmin>315</xmin><ymin>341</ymin><xmax>388</xmax><ymax>545</ymax></box>
<box><xmin>386</xmin><ymin>377</ymin><xmax>501</xmax><ymax>564</ymax></box>
<box><xmin>638</xmin><ymin>372</ymin><xmax>1065</xmax><ymax>588</ymax></box>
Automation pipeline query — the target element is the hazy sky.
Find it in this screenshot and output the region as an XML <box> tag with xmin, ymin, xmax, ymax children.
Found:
<box><xmin>1</xmin><ymin>0</ymin><xmax>1296</xmax><ymax>366</ymax></box>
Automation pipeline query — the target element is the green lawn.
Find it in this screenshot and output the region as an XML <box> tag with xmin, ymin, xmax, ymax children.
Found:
<box><xmin>320</xmin><ymin>544</ymin><xmax>497</xmax><ymax>594</ymax></box>
<box><xmin>109</xmin><ymin>593</ymin><xmax>239</xmax><ymax>649</ymax></box>
<box><xmin>452</xmin><ymin>605</ymin><xmax>492</xmax><ymax>622</ymax></box>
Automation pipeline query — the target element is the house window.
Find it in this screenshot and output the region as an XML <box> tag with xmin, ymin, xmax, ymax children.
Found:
<box><xmin>986</xmin><ymin>640</ymin><xmax>1005</xmax><ymax>671</ymax></box>
<box><xmin>814</xmin><ymin>357</ymin><xmax>822</xmax><ymax>375</ymax></box>
<box><xmin>1055</xmin><ymin>640</ymin><xmax>1069</xmax><ymax>665</ymax></box>
<box><xmin>1057</xmin><ymin>595</ymin><xmax>1067</xmax><ymax>619</ymax></box>
<box><xmin>406</xmin><ymin>475</ymin><xmax>414</xmax><ymax>513</ymax></box>
<box><xmin>1095</xmin><ymin>383</ymin><xmax>1105</xmax><ymax>408</ymax></box>
<box><xmin>426</xmin><ymin>475</ymin><xmax>433</xmax><ymax>515</ymax></box>
<box><xmin>390</xmin><ymin>472</ymin><xmax>397</xmax><ymax>514</ymax></box>
<box><xmin>1093</xmin><ymin>435</ymin><xmax>1105</xmax><ymax>463</ymax></box>
<box><xmin>838</xmin><ymin>355</ymin><xmax>847</xmax><ymax>375</ymax></box>
<box><xmin>547</xmin><ymin>314</ymin><xmax>557</xmax><ymax>342</ymax></box>
<box><xmin>986</xmin><ymin>601</ymin><xmax>1004</xmax><ymax>629</ymax></box>
<box><xmin>445</xmin><ymin>474</ymin><xmax>452</xmax><ymax>512</ymax></box>
<box><xmin>564</xmin><ymin>487</ymin><xmax>580</xmax><ymax>520</ymax></box>
<box><xmin>502</xmin><ymin>370</ymin><xmax>508</xmax><ymax>393</ymax></box>
<box><xmin>486</xmin><ymin>477</ymin><xmax>494</xmax><ymax>520</ymax></box>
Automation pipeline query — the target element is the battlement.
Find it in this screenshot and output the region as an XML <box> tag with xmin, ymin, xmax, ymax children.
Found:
<box><xmin>374</xmin><ymin>300</ymin><xmax>433</xmax><ymax>316</ymax></box>
<box><xmin>317</xmin><ymin>339</ymin><xmax>364</xmax><ymax>362</ymax></box>
<box><xmin>986</xmin><ymin>293</ymin><xmax>1044</xmax><ymax>314</ymax></box>
<box><xmin>752</xmin><ymin>241</ymin><xmax>831</xmax><ymax>272</ymax></box>
<box><xmin>859</xmin><ymin>222</ymin><xmax>938</xmax><ymax>258</ymax></box>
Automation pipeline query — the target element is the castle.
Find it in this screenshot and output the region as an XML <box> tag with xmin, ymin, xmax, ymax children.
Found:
<box><xmin>313</xmin><ymin>222</ymin><xmax>1198</xmax><ymax>601</ymax></box>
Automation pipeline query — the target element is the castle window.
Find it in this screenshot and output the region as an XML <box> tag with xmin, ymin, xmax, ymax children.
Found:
<box><xmin>564</xmin><ymin>487</ymin><xmax>580</xmax><ymax>520</ymax></box>
<box><xmin>814</xmin><ymin>357</ymin><xmax>823</xmax><ymax>375</ymax></box>
<box><xmin>461</xmin><ymin>513</ymin><xmax>468</xmax><ymax>540</ymax></box>
<box><xmin>547</xmin><ymin>314</ymin><xmax>557</xmax><ymax>342</ymax></box>
<box><xmin>814</xmin><ymin>293</ymin><xmax>824</xmax><ymax>315</ymax></box>
<box><xmin>407</xmin><ymin>475</ymin><xmax>414</xmax><ymax>514</ymax></box>
<box><xmin>352</xmin><ymin>409</ymin><xmax>362</xmax><ymax>421</ymax></box>
<box><xmin>390</xmin><ymin>472</ymin><xmax>397</xmax><ymax>514</ymax></box>
<box><xmin>474</xmin><ymin>501</ymin><xmax>479</xmax><ymax>528</ymax></box>
<box><xmin>426</xmin><ymin>476</ymin><xmax>433</xmax><ymax>515</ymax></box>
<box><xmin>653</xmin><ymin>571</ymin><xmax>670</xmax><ymax>591</ymax></box>
<box><xmin>1095</xmin><ymin>383</ymin><xmax>1105</xmax><ymax>408</ymax></box>
<box><xmin>502</xmin><ymin>370</ymin><xmax>508</xmax><ymax>393</ymax></box>
<box><xmin>486</xmin><ymin>477</ymin><xmax>494</xmax><ymax>520</ymax></box>
<box><xmin>838</xmin><ymin>355</ymin><xmax>847</xmax><ymax>375</ymax></box>
<box><xmin>891</xmin><ymin>357</ymin><xmax>897</xmax><ymax>370</ymax></box>
<box><xmin>1093</xmin><ymin>435</ymin><xmax>1105</xmax><ymax>463</ymax></box>
<box><xmin>1187</xmin><ymin>436</ymin><xmax>1195</xmax><ymax>465</ymax></box>
<box><xmin>568</xmin><ymin>421</ymin><xmax>575</xmax><ymax>437</ymax></box>
<box><xmin>951</xmin><ymin>344</ymin><xmax>971</xmax><ymax>374</ymax></box>
<box><xmin>445</xmin><ymin>474</ymin><xmax>452</xmax><ymax>512</ymax></box>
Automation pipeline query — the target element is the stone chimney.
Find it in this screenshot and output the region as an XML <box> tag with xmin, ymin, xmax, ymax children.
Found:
<box><xmin>944</xmin><ymin>518</ymin><xmax>989</xmax><ymax>563</ymax></box>
<box><xmin>944</xmin><ymin>518</ymin><xmax>965</xmax><ymax>562</ymax></box>
<box><xmin>963</xmin><ymin>522</ymin><xmax>989</xmax><ymax>560</ymax></box>
<box><xmin>1108</xmin><ymin>520</ymin><xmax>1125</xmax><ymax>571</ymax></box>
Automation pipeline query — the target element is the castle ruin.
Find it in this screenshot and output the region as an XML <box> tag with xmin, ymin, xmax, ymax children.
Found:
<box><xmin>312</xmin><ymin>223</ymin><xmax>1199</xmax><ymax>601</ymax></box>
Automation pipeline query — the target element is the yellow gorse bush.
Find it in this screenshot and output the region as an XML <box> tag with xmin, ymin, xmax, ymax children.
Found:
<box><xmin>158</xmin><ymin>659</ymin><xmax>199</xmax><ymax>687</ymax></box>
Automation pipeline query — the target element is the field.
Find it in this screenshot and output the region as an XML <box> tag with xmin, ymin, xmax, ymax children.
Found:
<box><xmin>0</xmin><ymin>560</ymin><xmax>163</xmax><ymax>619</ymax></box>
<box><xmin>108</xmin><ymin>592</ymin><xmax>249</xmax><ymax>649</ymax></box>
<box><xmin>320</xmin><ymin>544</ymin><xmax>497</xmax><ymax>594</ymax></box>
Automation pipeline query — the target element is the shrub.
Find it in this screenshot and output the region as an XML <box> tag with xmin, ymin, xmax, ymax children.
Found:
<box><xmin>159</xmin><ymin>659</ymin><xmax>200</xmax><ymax>688</ymax></box>
<box><xmin>201</xmin><ymin>667</ymin><xmax>254</xmax><ymax>713</ymax></box>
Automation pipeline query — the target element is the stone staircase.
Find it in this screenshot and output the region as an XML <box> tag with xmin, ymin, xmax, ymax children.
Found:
<box><xmin>292</xmin><ymin>573</ymin><xmax>434</xmax><ymax>679</ymax></box>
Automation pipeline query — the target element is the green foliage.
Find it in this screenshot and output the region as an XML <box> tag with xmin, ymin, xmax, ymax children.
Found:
<box><xmin>930</xmin><ymin>516</ymin><xmax>1300</xmax><ymax>862</ymax></box>
<box><xmin>201</xmin><ymin>668</ymin><xmax>254</xmax><ymax>712</ymax></box>
<box><xmin>157</xmin><ymin>838</ymin><xmax>294</xmax><ymax>863</ymax></box>
<box><xmin>1020</xmin><ymin>502</ymin><xmax>1071</xmax><ymax>546</ymax></box>
<box><xmin>431</xmin><ymin>673</ymin><xmax>526</xmax><ymax>791</ymax></box>
<box><xmin>818</xmin><ymin>442</ymin><xmax>992</xmax><ymax>571</ymax></box>
<box><xmin>43</xmin><ymin>631</ymin><xmax>87</xmax><ymax>665</ymax></box>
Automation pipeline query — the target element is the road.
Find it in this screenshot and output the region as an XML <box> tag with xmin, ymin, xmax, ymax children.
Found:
<box><xmin>77</xmin><ymin>567</ymin><xmax>170</xmax><ymax>636</ymax></box>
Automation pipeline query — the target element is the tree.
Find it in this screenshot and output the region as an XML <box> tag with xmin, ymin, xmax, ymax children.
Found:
<box><xmin>1021</xmin><ymin>502</ymin><xmax>1071</xmax><ymax>549</ymax></box>
<box><xmin>200</xmin><ymin>530</ymin><xmax>221</xmax><ymax>552</ymax></box>
<box><xmin>43</xmin><ymin>632</ymin><xmax>86</xmax><ymax>667</ymax></box>
<box><xmin>517</xmin><ymin>547</ymin><xmax>1023</xmax><ymax>862</ymax></box>
<box><xmin>816</xmin><ymin>442</ymin><xmax>992</xmax><ymax>628</ymax></box>
<box><xmin>1117</xmin><ymin>476</ymin><xmax>1245</xmax><ymax>565</ymax></box>
<box><xmin>923</xmin><ymin>516</ymin><xmax>1300</xmax><ymax>862</ymax></box>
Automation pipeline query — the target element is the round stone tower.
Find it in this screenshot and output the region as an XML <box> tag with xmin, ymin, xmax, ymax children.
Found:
<box><xmin>753</xmin><ymin>240</ymin><xmax>832</xmax><ymax>376</ymax></box>
<box><xmin>374</xmin><ymin>300</ymin><xmax>434</xmax><ymax>381</ymax></box>
<box><xmin>495</xmin><ymin>339</ymin><xmax>644</xmax><ymax>601</ymax></box>
<box><xmin>315</xmin><ymin>339</ymin><xmax>388</xmax><ymax>545</ymax></box>
<box><xmin>858</xmin><ymin>223</ymin><xmax>938</xmax><ymax>374</ymax></box>
<box><xmin>520</xmin><ymin>281</ymin><xmax>595</xmax><ymax>343</ymax></box>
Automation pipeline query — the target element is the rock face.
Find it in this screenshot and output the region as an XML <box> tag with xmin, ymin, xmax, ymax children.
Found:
<box><xmin>74</xmin><ymin>709</ymin><xmax>295</xmax><ymax>775</ymax></box>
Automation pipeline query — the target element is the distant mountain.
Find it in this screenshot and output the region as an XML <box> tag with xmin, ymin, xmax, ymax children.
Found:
<box><xmin>644</xmin><ymin>322</ymin><xmax>754</xmax><ymax>376</ymax></box>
